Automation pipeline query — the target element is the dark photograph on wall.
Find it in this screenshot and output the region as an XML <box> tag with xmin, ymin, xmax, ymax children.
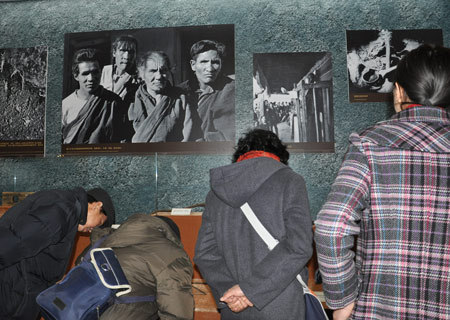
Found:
<box><xmin>61</xmin><ymin>24</ymin><xmax>235</xmax><ymax>155</ymax></box>
<box><xmin>253</xmin><ymin>52</ymin><xmax>334</xmax><ymax>153</ymax></box>
<box><xmin>0</xmin><ymin>46</ymin><xmax>47</xmax><ymax>157</ymax></box>
<box><xmin>346</xmin><ymin>29</ymin><xmax>443</xmax><ymax>103</ymax></box>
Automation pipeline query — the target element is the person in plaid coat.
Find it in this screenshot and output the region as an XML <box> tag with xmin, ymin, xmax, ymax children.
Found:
<box><xmin>315</xmin><ymin>44</ymin><xmax>450</xmax><ymax>320</ymax></box>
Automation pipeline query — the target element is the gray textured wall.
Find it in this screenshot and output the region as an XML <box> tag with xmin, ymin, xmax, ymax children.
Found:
<box><xmin>0</xmin><ymin>0</ymin><xmax>448</xmax><ymax>222</ymax></box>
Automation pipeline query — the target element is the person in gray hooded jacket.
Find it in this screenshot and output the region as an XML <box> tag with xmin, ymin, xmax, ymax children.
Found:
<box><xmin>194</xmin><ymin>129</ymin><xmax>313</xmax><ymax>320</ymax></box>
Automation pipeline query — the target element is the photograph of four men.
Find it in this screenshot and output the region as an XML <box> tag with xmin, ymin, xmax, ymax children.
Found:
<box><xmin>61</xmin><ymin>24</ymin><xmax>235</xmax><ymax>154</ymax></box>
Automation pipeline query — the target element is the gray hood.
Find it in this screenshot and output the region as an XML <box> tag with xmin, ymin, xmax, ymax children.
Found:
<box><xmin>209</xmin><ymin>157</ymin><xmax>288</xmax><ymax>208</ymax></box>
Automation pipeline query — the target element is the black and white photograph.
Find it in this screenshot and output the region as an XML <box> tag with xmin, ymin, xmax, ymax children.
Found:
<box><xmin>253</xmin><ymin>52</ymin><xmax>334</xmax><ymax>153</ymax></box>
<box><xmin>61</xmin><ymin>24</ymin><xmax>235</xmax><ymax>155</ymax></box>
<box><xmin>346</xmin><ymin>29</ymin><xmax>443</xmax><ymax>102</ymax></box>
<box><xmin>0</xmin><ymin>46</ymin><xmax>47</xmax><ymax>157</ymax></box>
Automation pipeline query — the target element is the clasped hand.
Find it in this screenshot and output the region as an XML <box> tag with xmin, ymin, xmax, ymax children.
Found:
<box><xmin>220</xmin><ymin>285</ymin><xmax>254</xmax><ymax>313</ymax></box>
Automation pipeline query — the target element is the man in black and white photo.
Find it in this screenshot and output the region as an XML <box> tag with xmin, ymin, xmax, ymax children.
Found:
<box><xmin>100</xmin><ymin>35</ymin><xmax>139</xmax><ymax>107</ymax></box>
<box><xmin>128</xmin><ymin>50</ymin><xmax>193</xmax><ymax>143</ymax></box>
<box><xmin>62</xmin><ymin>48</ymin><xmax>125</xmax><ymax>144</ymax></box>
<box><xmin>179</xmin><ymin>40</ymin><xmax>235</xmax><ymax>142</ymax></box>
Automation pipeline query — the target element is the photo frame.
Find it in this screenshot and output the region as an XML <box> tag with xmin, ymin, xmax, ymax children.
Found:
<box><xmin>0</xmin><ymin>46</ymin><xmax>47</xmax><ymax>157</ymax></box>
<box><xmin>62</xmin><ymin>24</ymin><xmax>235</xmax><ymax>155</ymax></box>
<box><xmin>253</xmin><ymin>52</ymin><xmax>334</xmax><ymax>153</ymax></box>
<box><xmin>346</xmin><ymin>29</ymin><xmax>443</xmax><ymax>103</ymax></box>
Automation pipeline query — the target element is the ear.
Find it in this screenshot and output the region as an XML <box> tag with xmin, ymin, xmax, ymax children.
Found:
<box><xmin>89</xmin><ymin>201</ymin><xmax>103</xmax><ymax>210</ymax></box>
<box><xmin>137</xmin><ymin>66</ymin><xmax>143</xmax><ymax>78</ymax></box>
<box><xmin>190</xmin><ymin>59</ymin><xmax>196</xmax><ymax>71</ymax></box>
<box><xmin>393</xmin><ymin>82</ymin><xmax>407</xmax><ymax>113</ymax></box>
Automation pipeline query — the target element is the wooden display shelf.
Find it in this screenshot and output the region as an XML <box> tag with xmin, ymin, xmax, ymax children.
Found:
<box><xmin>193</xmin><ymin>281</ymin><xmax>220</xmax><ymax>320</ymax></box>
<box><xmin>0</xmin><ymin>205</ymin><xmax>11</xmax><ymax>218</ymax></box>
<box><xmin>2</xmin><ymin>192</ymin><xmax>33</xmax><ymax>206</ymax></box>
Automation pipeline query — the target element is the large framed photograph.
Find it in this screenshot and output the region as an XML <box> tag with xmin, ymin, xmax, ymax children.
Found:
<box><xmin>0</xmin><ymin>46</ymin><xmax>47</xmax><ymax>157</ymax></box>
<box><xmin>253</xmin><ymin>52</ymin><xmax>334</xmax><ymax>153</ymax></box>
<box><xmin>346</xmin><ymin>29</ymin><xmax>443</xmax><ymax>103</ymax></box>
<box><xmin>61</xmin><ymin>24</ymin><xmax>235</xmax><ymax>155</ymax></box>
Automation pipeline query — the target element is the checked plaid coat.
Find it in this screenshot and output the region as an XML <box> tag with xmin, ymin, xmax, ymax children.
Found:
<box><xmin>315</xmin><ymin>106</ymin><xmax>450</xmax><ymax>319</ymax></box>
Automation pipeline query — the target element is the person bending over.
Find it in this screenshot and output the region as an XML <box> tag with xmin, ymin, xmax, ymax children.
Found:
<box><xmin>82</xmin><ymin>214</ymin><xmax>194</xmax><ymax>320</ymax></box>
<box><xmin>0</xmin><ymin>187</ymin><xmax>115</xmax><ymax>320</ymax></box>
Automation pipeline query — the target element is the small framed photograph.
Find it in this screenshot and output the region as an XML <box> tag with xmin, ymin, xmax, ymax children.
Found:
<box><xmin>253</xmin><ymin>52</ymin><xmax>334</xmax><ymax>153</ymax></box>
<box><xmin>346</xmin><ymin>29</ymin><xmax>443</xmax><ymax>103</ymax></box>
<box><xmin>0</xmin><ymin>46</ymin><xmax>47</xmax><ymax>157</ymax></box>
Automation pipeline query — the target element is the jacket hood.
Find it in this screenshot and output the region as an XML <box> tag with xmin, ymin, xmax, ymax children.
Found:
<box><xmin>209</xmin><ymin>157</ymin><xmax>288</xmax><ymax>208</ymax></box>
<box><xmin>92</xmin><ymin>214</ymin><xmax>183</xmax><ymax>249</ymax></box>
<box><xmin>352</xmin><ymin>106</ymin><xmax>450</xmax><ymax>153</ymax></box>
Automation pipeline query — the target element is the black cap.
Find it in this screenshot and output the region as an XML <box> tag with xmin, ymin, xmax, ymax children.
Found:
<box><xmin>87</xmin><ymin>188</ymin><xmax>115</xmax><ymax>228</ymax></box>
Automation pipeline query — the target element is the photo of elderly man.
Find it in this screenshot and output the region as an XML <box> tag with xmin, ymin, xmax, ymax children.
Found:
<box><xmin>128</xmin><ymin>51</ymin><xmax>193</xmax><ymax>143</ymax></box>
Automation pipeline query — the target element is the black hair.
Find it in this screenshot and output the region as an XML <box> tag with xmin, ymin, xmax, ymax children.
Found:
<box><xmin>395</xmin><ymin>44</ymin><xmax>450</xmax><ymax>108</ymax></box>
<box><xmin>155</xmin><ymin>216</ymin><xmax>181</xmax><ymax>240</ymax></box>
<box><xmin>71</xmin><ymin>48</ymin><xmax>99</xmax><ymax>77</ymax></box>
<box><xmin>232</xmin><ymin>129</ymin><xmax>289</xmax><ymax>165</ymax></box>
<box><xmin>87</xmin><ymin>194</ymin><xmax>96</xmax><ymax>203</ymax></box>
<box><xmin>190</xmin><ymin>40</ymin><xmax>226</xmax><ymax>60</ymax></box>
<box><xmin>112</xmin><ymin>35</ymin><xmax>137</xmax><ymax>54</ymax></box>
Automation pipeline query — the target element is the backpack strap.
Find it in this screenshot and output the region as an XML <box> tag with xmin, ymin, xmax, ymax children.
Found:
<box><xmin>83</xmin><ymin>236</ymin><xmax>157</xmax><ymax>305</ymax></box>
<box><xmin>240</xmin><ymin>202</ymin><xmax>308</xmax><ymax>291</ymax></box>
<box><xmin>240</xmin><ymin>202</ymin><xmax>279</xmax><ymax>250</ymax></box>
<box><xmin>115</xmin><ymin>295</ymin><xmax>156</xmax><ymax>304</ymax></box>
<box><xmin>82</xmin><ymin>235</ymin><xmax>109</xmax><ymax>261</ymax></box>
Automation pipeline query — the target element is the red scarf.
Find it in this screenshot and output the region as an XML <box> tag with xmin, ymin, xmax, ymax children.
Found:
<box><xmin>404</xmin><ymin>104</ymin><xmax>444</xmax><ymax>110</ymax></box>
<box><xmin>237</xmin><ymin>150</ymin><xmax>280</xmax><ymax>162</ymax></box>
<box><xmin>403</xmin><ymin>104</ymin><xmax>422</xmax><ymax>110</ymax></box>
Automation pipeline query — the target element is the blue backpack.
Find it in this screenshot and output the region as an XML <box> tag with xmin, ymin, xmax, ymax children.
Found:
<box><xmin>36</xmin><ymin>238</ymin><xmax>155</xmax><ymax>320</ymax></box>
